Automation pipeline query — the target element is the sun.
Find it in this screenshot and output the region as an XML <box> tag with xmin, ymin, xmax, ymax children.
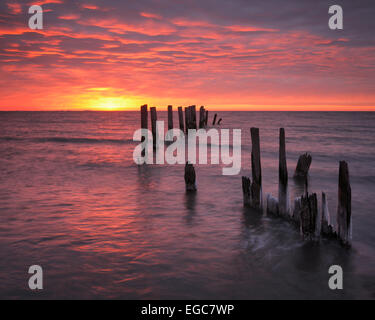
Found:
<box><xmin>71</xmin><ymin>90</ymin><xmax>143</xmax><ymax>111</ymax></box>
<box><xmin>90</xmin><ymin>97</ymin><xmax>132</xmax><ymax>111</ymax></box>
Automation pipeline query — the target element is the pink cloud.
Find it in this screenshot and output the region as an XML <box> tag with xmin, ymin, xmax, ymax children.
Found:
<box><xmin>225</xmin><ymin>25</ymin><xmax>278</xmax><ymax>33</ymax></box>
<box><xmin>78</xmin><ymin>18</ymin><xmax>176</xmax><ymax>36</ymax></box>
<box><xmin>6</xmin><ymin>2</ymin><xmax>22</xmax><ymax>14</ymax></box>
<box><xmin>140</xmin><ymin>12</ymin><xmax>162</xmax><ymax>20</ymax></box>
<box><xmin>59</xmin><ymin>14</ymin><xmax>81</xmax><ymax>20</ymax></box>
<box><xmin>81</xmin><ymin>3</ymin><xmax>99</xmax><ymax>10</ymax></box>
<box><xmin>27</xmin><ymin>0</ymin><xmax>64</xmax><ymax>5</ymax></box>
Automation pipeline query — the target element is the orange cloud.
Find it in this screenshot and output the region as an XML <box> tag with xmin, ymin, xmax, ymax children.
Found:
<box><xmin>59</xmin><ymin>14</ymin><xmax>81</xmax><ymax>20</ymax></box>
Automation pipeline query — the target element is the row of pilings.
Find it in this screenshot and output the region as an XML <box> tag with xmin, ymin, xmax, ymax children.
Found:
<box><xmin>140</xmin><ymin>104</ymin><xmax>222</xmax><ymax>192</ymax></box>
<box><xmin>242</xmin><ymin>127</ymin><xmax>352</xmax><ymax>247</ymax></box>
<box><xmin>140</xmin><ymin>104</ymin><xmax>222</xmax><ymax>148</ymax></box>
<box><xmin>139</xmin><ymin>105</ymin><xmax>352</xmax><ymax>247</ymax></box>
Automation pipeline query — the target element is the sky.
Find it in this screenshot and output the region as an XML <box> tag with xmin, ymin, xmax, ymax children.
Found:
<box><xmin>0</xmin><ymin>0</ymin><xmax>375</xmax><ymax>111</ymax></box>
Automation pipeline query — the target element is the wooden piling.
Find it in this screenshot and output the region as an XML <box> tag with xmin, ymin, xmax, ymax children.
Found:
<box><xmin>242</xmin><ymin>176</ymin><xmax>251</xmax><ymax>207</ymax></box>
<box><xmin>337</xmin><ymin>161</ymin><xmax>351</xmax><ymax>245</ymax></box>
<box><xmin>205</xmin><ymin>110</ymin><xmax>208</xmax><ymax>127</ymax></box>
<box><xmin>191</xmin><ymin>105</ymin><xmax>197</xmax><ymax>129</ymax></box>
<box><xmin>212</xmin><ymin>113</ymin><xmax>217</xmax><ymax>125</ymax></box>
<box><xmin>141</xmin><ymin>104</ymin><xmax>148</xmax><ymax>130</ymax></box>
<box><xmin>185</xmin><ymin>107</ymin><xmax>190</xmax><ymax>133</ymax></box>
<box><xmin>185</xmin><ymin>162</ymin><xmax>197</xmax><ymax>192</ymax></box>
<box><xmin>278</xmin><ymin>128</ymin><xmax>289</xmax><ymax>216</ymax></box>
<box><xmin>279</xmin><ymin>128</ymin><xmax>288</xmax><ymax>186</ymax></box>
<box><xmin>199</xmin><ymin>106</ymin><xmax>205</xmax><ymax>129</ymax></box>
<box><xmin>218</xmin><ymin>118</ymin><xmax>222</xmax><ymax>125</ymax></box>
<box><xmin>178</xmin><ymin>106</ymin><xmax>184</xmax><ymax>132</ymax></box>
<box><xmin>150</xmin><ymin>107</ymin><xmax>157</xmax><ymax>149</ymax></box>
<box><xmin>300</xmin><ymin>193</ymin><xmax>318</xmax><ymax>240</ymax></box>
<box><xmin>294</xmin><ymin>153</ymin><xmax>312</xmax><ymax>178</ymax></box>
<box><xmin>250</xmin><ymin>128</ymin><xmax>262</xmax><ymax>209</ymax></box>
<box><xmin>140</xmin><ymin>105</ymin><xmax>148</xmax><ymax>157</ymax></box>
<box><xmin>167</xmin><ymin>105</ymin><xmax>173</xmax><ymax>131</ymax></box>
<box><xmin>292</xmin><ymin>197</ymin><xmax>302</xmax><ymax>226</ymax></box>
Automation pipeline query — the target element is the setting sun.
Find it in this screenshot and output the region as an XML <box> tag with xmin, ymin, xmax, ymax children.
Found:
<box><xmin>70</xmin><ymin>92</ymin><xmax>143</xmax><ymax>111</ymax></box>
<box><xmin>91</xmin><ymin>97</ymin><xmax>130</xmax><ymax>111</ymax></box>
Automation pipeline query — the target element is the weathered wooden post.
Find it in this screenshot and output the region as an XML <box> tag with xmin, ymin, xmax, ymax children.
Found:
<box><xmin>150</xmin><ymin>107</ymin><xmax>157</xmax><ymax>149</ymax></box>
<box><xmin>251</xmin><ymin>128</ymin><xmax>262</xmax><ymax>209</ymax></box>
<box><xmin>141</xmin><ymin>104</ymin><xmax>148</xmax><ymax>129</ymax></box>
<box><xmin>167</xmin><ymin>105</ymin><xmax>173</xmax><ymax>131</ymax></box>
<box><xmin>191</xmin><ymin>105</ymin><xmax>197</xmax><ymax>129</ymax></box>
<box><xmin>337</xmin><ymin>161</ymin><xmax>351</xmax><ymax>246</ymax></box>
<box><xmin>242</xmin><ymin>176</ymin><xmax>251</xmax><ymax>207</ymax></box>
<box><xmin>321</xmin><ymin>192</ymin><xmax>335</xmax><ymax>237</ymax></box>
<box><xmin>294</xmin><ymin>153</ymin><xmax>312</xmax><ymax>178</ymax></box>
<box><xmin>218</xmin><ymin>118</ymin><xmax>222</xmax><ymax>125</ymax></box>
<box><xmin>185</xmin><ymin>107</ymin><xmax>190</xmax><ymax>133</ymax></box>
<box><xmin>178</xmin><ymin>106</ymin><xmax>184</xmax><ymax>132</ymax></box>
<box><xmin>199</xmin><ymin>106</ymin><xmax>205</xmax><ymax>129</ymax></box>
<box><xmin>185</xmin><ymin>162</ymin><xmax>197</xmax><ymax>192</ymax></box>
<box><xmin>278</xmin><ymin>128</ymin><xmax>289</xmax><ymax>217</ymax></box>
<box><xmin>205</xmin><ymin>110</ymin><xmax>208</xmax><ymax>127</ymax></box>
<box><xmin>212</xmin><ymin>113</ymin><xmax>217</xmax><ymax>125</ymax></box>
<box><xmin>140</xmin><ymin>105</ymin><xmax>148</xmax><ymax>156</ymax></box>
<box><xmin>299</xmin><ymin>193</ymin><xmax>318</xmax><ymax>240</ymax></box>
<box><xmin>292</xmin><ymin>197</ymin><xmax>302</xmax><ymax>226</ymax></box>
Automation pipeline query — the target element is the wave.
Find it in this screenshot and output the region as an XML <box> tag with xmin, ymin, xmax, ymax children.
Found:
<box><xmin>0</xmin><ymin>137</ymin><xmax>23</xmax><ymax>141</ymax></box>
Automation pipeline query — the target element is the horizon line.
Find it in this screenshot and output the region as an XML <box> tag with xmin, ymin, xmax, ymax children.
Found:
<box><xmin>1</xmin><ymin>109</ymin><xmax>375</xmax><ymax>112</ymax></box>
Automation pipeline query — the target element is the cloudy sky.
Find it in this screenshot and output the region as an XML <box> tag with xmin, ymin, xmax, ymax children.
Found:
<box><xmin>0</xmin><ymin>0</ymin><xmax>374</xmax><ymax>110</ymax></box>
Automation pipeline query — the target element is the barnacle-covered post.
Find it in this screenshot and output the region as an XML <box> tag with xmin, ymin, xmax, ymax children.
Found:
<box><xmin>300</xmin><ymin>193</ymin><xmax>318</xmax><ymax>240</ymax></box>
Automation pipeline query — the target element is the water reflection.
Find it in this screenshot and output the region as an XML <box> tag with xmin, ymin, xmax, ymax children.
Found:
<box><xmin>184</xmin><ymin>192</ymin><xmax>197</xmax><ymax>225</ymax></box>
<box><xmin>242</xmin><ymin>207</ymin><xmax>263</xmax><ymax>228</ymax></box>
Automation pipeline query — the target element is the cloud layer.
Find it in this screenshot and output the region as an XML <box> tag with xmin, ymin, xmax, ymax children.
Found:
<box><xmin>0</xmin><ymin>0</ymin><xmax>375</xmax><ymax>110</ymax></box>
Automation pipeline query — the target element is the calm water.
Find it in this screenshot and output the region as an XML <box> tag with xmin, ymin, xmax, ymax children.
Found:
<box><xmin>0</xmin><ymin>111</ymin><xmax>374</xmax><ymax>299</ymax></box>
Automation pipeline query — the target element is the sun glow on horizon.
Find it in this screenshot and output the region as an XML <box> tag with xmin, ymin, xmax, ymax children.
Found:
<box><xmin>91</xmin><ymin>97</ymin><xmax>127</xmax><ymax>111</ymax></box>
<box><xmin>79</xmin><ymin>95</ymin><xmax>139</xmax><ymax>111</ymax></box>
